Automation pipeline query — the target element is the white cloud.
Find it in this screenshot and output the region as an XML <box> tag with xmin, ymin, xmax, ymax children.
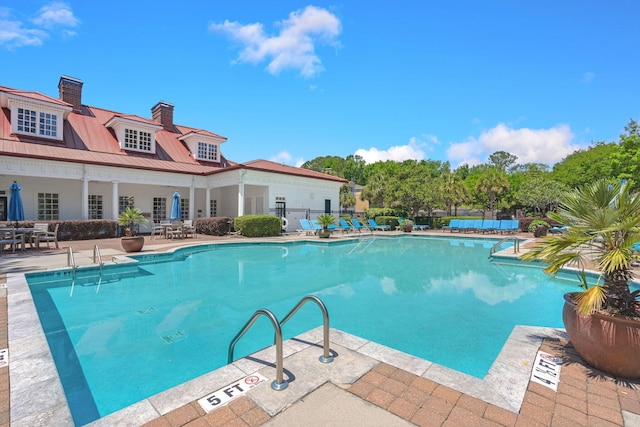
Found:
<box><xmin>209</xmin><ymin>6</ymin><xmax>341</xmax><ymax>78</ymax></box>
<box><xmin>447</xmin><ymin>123</ymin><xmax>578</xmax><ymax>167</ymax></box>
<box><xmin>355</xmin><ymin>134</ymin><xmax>437</xmax><ymax>164</ymax></box>
<box><xmin>270</xmin><ymin>150</ymin><xmax>305</xmax><ymax>167</ymax></box>
<box><xmin>33</xmin><ymin>2</ymin><xmax>79</xmax><ymax>28</ymax></box>
<box><xmin>580</xmin><ymin>71</ymin><xmax>595</xmax><ymax>84</ymax></box>
<box><xmin>0</xmin><ymin>3</ymin><xmax>78</xmax><ymax>49</ymax></box>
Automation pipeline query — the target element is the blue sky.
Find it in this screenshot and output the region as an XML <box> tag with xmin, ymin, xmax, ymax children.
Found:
<box><xmin>1</xmin><ymin>1</ymin><xmax>639</xmax><ymax>169</ymax></box>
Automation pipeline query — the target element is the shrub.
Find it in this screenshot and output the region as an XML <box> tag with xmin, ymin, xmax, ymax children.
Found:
<box><xmin>233</xmin><ymin>215</ymin><xmax>281</xmax><ymax>237</ymax></box>
<box><xmin>195</xmin><ymin>217</ymin><xmax>233</xmax><ymax>236</ymax></box>
<box><xmin>527</xmin><ymin>219</ymin><xmax>550</xmax><ymax>233</ymax></box>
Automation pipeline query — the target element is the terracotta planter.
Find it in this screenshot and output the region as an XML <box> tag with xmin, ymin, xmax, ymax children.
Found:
<box><xmin>562</xmin><ymin>293</ymin><xmax>640</xmax><ymax>379</ymax></box>
<box><xmin>121</xmin><ymin>236</ymin><xmax>145</xmax><ymax>253</ymax></box>
<box><xmin>534</xmin><ymin>225</ymin><xmax>548</xmax><ymax>237</ymax></box>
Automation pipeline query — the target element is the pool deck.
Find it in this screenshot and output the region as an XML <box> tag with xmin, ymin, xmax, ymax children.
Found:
<box><xmin>1</xmin><ymin>230</ymin><xmax>640</xmax><ymax>427</ymax></box>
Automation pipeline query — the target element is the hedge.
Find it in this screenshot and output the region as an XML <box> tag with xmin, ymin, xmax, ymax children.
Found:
<box><xmin>233</xmin><ymin>215</ymin><xmax>281</xmax><ymax>237</ymax></box>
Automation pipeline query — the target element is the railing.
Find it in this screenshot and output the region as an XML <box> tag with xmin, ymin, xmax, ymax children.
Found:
<box><xmin>67</xmin><ymin>247</ymin><xmax>77</xmax><ymax>296</ymax></box>
<box><xmin>227</xmin><ymin>295</ymin><xmax>333</xmax><ymax>391</ymax></box>
<box><xmin>279</xmin><ymin>295</ymin><xmax>333</xmax><ymax>363</ymax></box>
<box><xmin>228</xmin><ymin>308</ymin><xmax>288</xmax><ymax>390</ymax></box>
<box><xmin>489</xmin><ymin>237</ymin><xmax>520</xmax><ymax>257</ymax></box>
<box><xmin>93</xmin><ymin>245</ymin><xmax>103</xmax><ymax>265</ymax></box>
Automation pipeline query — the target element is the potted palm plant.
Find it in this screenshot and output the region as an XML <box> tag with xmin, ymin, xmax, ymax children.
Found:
<box><xmin>117</xmin><ymin>207</ymin><xmax>149</xmax><ymax>252</ymax></box>
<box><xmin>521</xmin><ymin>179</ymin><xmax>640</xmax><ymax>379</ymax></box>
<box><xmin>315</xmin><ymin>213</ymin><xmax>335</xmax><ymax>238</ymax></box>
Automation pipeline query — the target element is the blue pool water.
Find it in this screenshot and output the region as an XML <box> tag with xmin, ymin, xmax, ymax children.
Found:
<box><xmin>28</xmin><ymin>235</ymin><xmax>586</xmax><ymax>425</ymax></box>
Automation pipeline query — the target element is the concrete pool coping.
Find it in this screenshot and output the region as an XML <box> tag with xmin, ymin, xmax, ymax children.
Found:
<box><xmin>4</xmin><ymin>232</ymin><xmax>640</xmax><ymax>426</ymax></box>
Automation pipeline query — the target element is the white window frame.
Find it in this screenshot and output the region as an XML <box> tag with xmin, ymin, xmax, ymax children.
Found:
<box><xmin>8</xmin><ymin>99</ymin><xmax>67</xmax><ymax>141</ymax></box>
<box><xmin>105</xmin><ymin>116</ymin><xmax>161</xmax><ymax>154</ymax></box>
<box><xmin>196</xmin><ymin>141</ymin><xmax>218</xmax><ymax>161</ymax></box>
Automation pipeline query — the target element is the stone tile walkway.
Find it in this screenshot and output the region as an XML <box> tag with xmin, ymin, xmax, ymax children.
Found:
<box><xmin>140</xmin><ymin>335</ymin><xmax>640</xmax><ymax>427</ymax></box>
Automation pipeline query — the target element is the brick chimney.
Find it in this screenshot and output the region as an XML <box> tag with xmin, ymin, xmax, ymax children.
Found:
<box><xmin>151</xmin><ymin>101</ymin><xmax>174</xmax><ymax>131</ymax></box>
<box><xmin>58</xmin><ymin>75</ymin><xmax>83</xmax><ymax>112</ymax></box>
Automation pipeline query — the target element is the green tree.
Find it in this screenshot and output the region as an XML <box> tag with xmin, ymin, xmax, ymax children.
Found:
<box><xmin>515</xmin><ymin>175</ymin><xmax>568</xmax><ymax>215</ymax></box>
<box><xmin>488</xmin><ymin>151</ymin><xmax>518</xmax><ymax>172</ymax></box>
<box><xmin>301</xmin><ymin>156</ymin><xmax>346</xmax><ymax>177</ymax></box>
<box><xmin>361</xmin><ymin>171</ymin><xmax>388</xmax><ymax>207</ymax></box>
<box><xmin>343</xmin><ymin>155</ymin><xmax>367</xmax><ymax>184</ymax></box>
<box><xmin>439</xmin><ymin>171</ymin><xmax>470</xmax><ymax>216</ymax></box>
<box><xmin>552</xmin><ymin>142</ymin><xmax>618</xmax><ymax>189</ymax></box>
<box><xmin>474</xmin><ymin>168</ymin><xmax>510</xmax><ymax>218</ymax></box>
<box><xmin>610</xmin><ymin>119</ymin><xmax>640</xmax><ymax>191</ymax></box>
<box><xmin>339</xmin><ymin>184</ymin><xmax>356</xmax><ymax>213</ymax></box>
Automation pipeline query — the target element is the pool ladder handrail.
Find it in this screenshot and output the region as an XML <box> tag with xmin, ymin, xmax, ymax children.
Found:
<box><xmin>227</xmin><ymin>295</ymin><xmax>333</xmax><ymax>391</ymax></box>
<box><xmin>279</xmin><ymin>295</ymin><xmax>333</xmax><ymax>363</ymax></box>
<box><xmin>227</xmin><ymin>308</ymin><xmax>288</xmax><ymax>390</ymax></box>
<box><xmin>489</xmin><ymin>236</ymin><xmax>520</xmax><ymax>257</ymax></box>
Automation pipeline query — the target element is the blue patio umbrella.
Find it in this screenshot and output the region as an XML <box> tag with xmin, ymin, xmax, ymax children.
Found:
<box><xmin>170</xmin><ymin>191</ymin><xmax>181</xmax><ymax>221</ymax></box>
<box><xmin>8</xmin><ymin>181</ymin><xmax>24</xmax><ymax>224</ymax></box>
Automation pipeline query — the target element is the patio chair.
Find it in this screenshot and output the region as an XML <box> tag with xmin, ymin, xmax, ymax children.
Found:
<box><xmin>351</xmin><ymin>219</ymin><xmax>372</xmax><ymax>233</ymax></box>
<box><xmin>297</xmin><ymin>219</ymin><xmax>317</xmax><ymax>235</ymax></box>
<box><xmin>36</xmin><ymin>223</ymin><xmax>59</xmax><ymax>249</ymax></box>
<box><xmin>549</xmin><ymin>225</ymin><xmax>569</xmax><ymax>234</ymax></box>
<box><xmin>167</xmin><ymin>222</ymin><xmax>184</xmax><ymax>239</ymax></box>
<box><xmin>182</xmin><ymin>219</ymin><xmax>196</xmax><ymax>238</ymax></box>
<box><xmin>151</xmin><ymin>221</ymin><xmax>170</xmax><ymax>239</ymax></box>
<box><xmin>368</xmin><ymin>219</ymin><xmax>390</xmax><ymax>231</ymax></box>
<box><xmin>339</xmin><ymin>218</ymin><xmax>356</xmax><ymax>233</ymax></box>
<box><xmin>442</xmin><ymin>219</ymin><xmax>461</xmax><ymax>232</ymax></box>
<box><xmin>0</xmin><ymin>228</ymin><xmax>23</xmax><ymax>253</ymax></box>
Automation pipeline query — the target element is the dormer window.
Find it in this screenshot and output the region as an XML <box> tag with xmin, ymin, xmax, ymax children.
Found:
<box><xmin>179</xmin><ymin>130</ymin><xmax>225</xmax><ymax>163</ymax></box>
<box><xmin>125</xmin><ymin>128</ymin><xmax>152</xmax><ymax>151</ymax></box>
<box><xmin>105</xmin><ymin>115</ymin><xmax>162</xmax><ymax>154</ymax></box>
<box><xmin>18</xmin><ymin>108</ymin><xmax>59</xmax><ymax>137</ymax></box>
<box><xmin>6</xmin><ymin>99</ymin><xmax>69</xmax><ymax>141</ymax></box>
<box><xmin>197</xmin><ymin>141</ymin><xmax>218</xmax><ymax>161</ymax></box>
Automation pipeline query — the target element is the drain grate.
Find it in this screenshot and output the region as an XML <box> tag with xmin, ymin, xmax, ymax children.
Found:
<box><xmin>161</xmin><ymin>330</ymin><xmax>185</xmax><ymax>343</ymax></box>
<box><xmin>136</xmin><ymin>307</ymin><xmax>157</xmax><ymax>315</ymax></box>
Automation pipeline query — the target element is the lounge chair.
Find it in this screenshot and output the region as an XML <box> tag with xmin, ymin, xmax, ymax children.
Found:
<box><xmin>339</xmin><ymin>219</ymin><xmax>356</xmax><ymax>233</ymax></box>
<box><xmin>413</xmin><ymin>223</ymin><xmax>429</xmax><ymax>231</ymax></box>
<box><xmin>478</xmin><ymin>220</ymin><xmax>498</xmax><ymax>234</ymax></box>
<box><xmin>443</xmin><ymin>219</ymin><xmax>461</xmax><ymax>232</ymax></box>
<box><xmin>351</xmin><ymin>219</ymin><xmax>372</xmax><ymax>233</ymax></box>
<box><xmin>549</xmin><ymin>225</ymin><xmax>569</xmax><ymax>234</ymax></box>
<box><xmin>297</xmin><ymin>219</ymin><xmax>317</xmax><ymax>235</ymax></box>
<box><xmin>368</xmin><ymin>219</ymin><xmax>390</xmax><ymax>231</ymax></box>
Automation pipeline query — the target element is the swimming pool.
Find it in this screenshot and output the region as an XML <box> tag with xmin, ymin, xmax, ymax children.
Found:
<box><xmin>27</xmin><ymin>235</ymin><xmax>583</xmax><ymax>425</ymax></box>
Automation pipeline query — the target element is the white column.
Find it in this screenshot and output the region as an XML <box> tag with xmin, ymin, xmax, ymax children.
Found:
<box><xmin>189</xmin><ymin>178</ymin><xmax>195</xmax><ymax>220</ymax></box>
<box><xmin>205</xmin><ymin>186</ymin><xmax>211</xmax><ymax>217</ymax></box>
<box><xmin>112</xmin><ymin>181</ymin><xmax>119</xmax><ymax>220</ymax></box>
<box><xmin>237</xmin><ymin>170</ymin><xmax>246</xmax><ymax>216</ymax></box>
<box><xmin>82</xmin><ymin>166</ymin><xmax>89</xmax><ymax>220</ymax></box>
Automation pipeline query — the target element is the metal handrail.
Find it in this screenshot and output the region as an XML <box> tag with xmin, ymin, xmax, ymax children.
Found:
<box><xmin>67</xmin><ymin>247</ymin><xmax>77</xmax><ymax>297</ymax></box>
<box><xmin>489</xmin><ymin>237</ymin><xmax>520</xmax><ymax>256</ymax></box>
<box><xmin>279</xmin><ymin>295</ymin><xmax>333</xmax><ymax>363</ymax></box>
<box><xmin>228</xmin><ymin>308</ymin><xmax>288</xmax><ymax>390</ymax></box>
<box><xmin>67</xmin><ymin>246</ymin><xmax>76</xmax><ymax>268</ymax></box>
<box><xmin>93</xmin><ymin>245</ymin><xmax>103</xmax><ymax>265</ymax></box>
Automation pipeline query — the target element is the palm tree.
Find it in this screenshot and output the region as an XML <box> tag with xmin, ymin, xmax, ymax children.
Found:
<box><xmin>521</xmin><ymin>179</ymin><xmax>640</xmax><ymax>317</ymax></box>
<box><xmin>361</xmin><ymin>171</ymin><xmax>387</xmax><ymax>207</ymax></box>
<box><xmin>440</xmin><ymin>172</ymin><xmax>470</xmax><ymax>216</ymax></box>
<box><xmin>475</xmin><ymin>169</ymin><xmax>509</xmax><ymax>219</ymax></box>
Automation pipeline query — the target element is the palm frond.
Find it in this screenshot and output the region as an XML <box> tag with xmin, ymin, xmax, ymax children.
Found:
<box><xmin>574</xmin><ymin>286</ymin><xmax>605</xmax><ymax>316</ymax></box>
